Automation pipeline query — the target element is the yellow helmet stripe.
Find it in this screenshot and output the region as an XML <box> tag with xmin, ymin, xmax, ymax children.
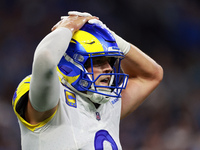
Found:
<box><xmin>72</xmin><ymin>30</ymin><xmax>104</xmax><ymax>53</ymax></box>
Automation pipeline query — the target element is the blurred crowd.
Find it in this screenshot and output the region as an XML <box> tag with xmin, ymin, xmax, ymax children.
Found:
<box><xmin>0</xmin><ymin>0</ymin><xmax>200</xmax><ymax>149</ymax></box>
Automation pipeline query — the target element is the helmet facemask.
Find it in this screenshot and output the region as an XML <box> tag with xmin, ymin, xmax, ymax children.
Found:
<box><xmin>84</xmin><ymin>55</ymin><xmax>126</xmax><ymax>93</ymax></box>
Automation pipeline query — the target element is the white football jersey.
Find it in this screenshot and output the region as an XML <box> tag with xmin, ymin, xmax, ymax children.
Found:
<box><xmin>12</xmin><ymin>76</ymin><xmax>122</xmax><ymax>150</ymax></box>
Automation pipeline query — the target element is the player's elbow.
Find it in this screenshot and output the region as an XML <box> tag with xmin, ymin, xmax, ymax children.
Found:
<box><xmin>152</xmin><ymin>64</ymin><xmax>163</xmax><ymax>85</ymax></box>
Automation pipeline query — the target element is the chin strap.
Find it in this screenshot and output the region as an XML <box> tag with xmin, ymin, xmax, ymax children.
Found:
<box><xmin>88</xmin><ymin>88</ymin><xmax>112</xmax><ymax>104</ymax></box>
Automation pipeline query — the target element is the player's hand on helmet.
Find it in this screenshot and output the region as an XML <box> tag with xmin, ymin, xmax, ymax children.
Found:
<box><xmin>68</xmin><ymin>11</ymin><xmax>92</xmax><ymax>17</ymax></box>
<box><xmin>67</xmin><ymin>11</ymin><xmax>130</xmax><ymax>55</ymax></box>
<box><xmin>51</xmin><ymin>15</ymin><xmax>98</xmax><ymax>34</ymax></box>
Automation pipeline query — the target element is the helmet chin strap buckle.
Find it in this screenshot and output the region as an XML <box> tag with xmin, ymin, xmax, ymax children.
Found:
<box><xmin>79</xmin><ymin>79</ymin><xmax>89</xmax><ymax>88</ymax></box>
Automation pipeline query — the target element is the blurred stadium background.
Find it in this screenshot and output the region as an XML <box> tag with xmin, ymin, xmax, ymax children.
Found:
<box><xmin>1</xmin><ymin>0</ymin><xmax>200</xmax><ymax>149</ymax></box>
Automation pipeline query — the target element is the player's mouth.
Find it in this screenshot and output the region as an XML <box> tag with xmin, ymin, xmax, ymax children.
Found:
<box><xmin>100</xmin><ymin>77</ymin><xmax>110</xmax><ymax>86</ymax></box>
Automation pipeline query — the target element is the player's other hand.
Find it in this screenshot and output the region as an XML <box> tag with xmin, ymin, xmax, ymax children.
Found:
<box><xmin>51</xmin><ymin>15</ymin><xmax>98</xmax><ymax>33</ymax></box>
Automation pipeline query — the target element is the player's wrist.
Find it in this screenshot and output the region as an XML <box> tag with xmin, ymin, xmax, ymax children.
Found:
<box><xmin>111</xmin><ymin>32</ymin><xmax>130</xmax><ymax>55</ymax></box>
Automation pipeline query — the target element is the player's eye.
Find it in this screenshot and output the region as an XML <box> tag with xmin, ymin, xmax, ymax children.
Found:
<box><xmin>92</xmin><ymin>57</ymin><xmax>111</xmax><ymax>67</ymax></box>
<box><xmin>84</xmin><ymin>57</ymin><xmax>114</xmax><ymax>69</ymax></box>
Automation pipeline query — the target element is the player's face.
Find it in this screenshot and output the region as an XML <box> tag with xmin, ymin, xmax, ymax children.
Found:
<box><xmin>86</xmin><ymin>57</ymin><xmax>113</xmax><ymax>87</ymax></box>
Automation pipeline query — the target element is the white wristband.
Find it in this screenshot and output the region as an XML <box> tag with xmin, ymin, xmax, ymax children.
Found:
<box><xmin>111</xmin><ymin>31</ymin><xmax>130</xmax><ymax>55</ymax></box>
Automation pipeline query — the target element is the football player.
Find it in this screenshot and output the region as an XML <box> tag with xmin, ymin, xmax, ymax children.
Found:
<box><xmin>12</xmin><ymin>11</ymin><xmax>163</xmax><ymax>150</ymax></box>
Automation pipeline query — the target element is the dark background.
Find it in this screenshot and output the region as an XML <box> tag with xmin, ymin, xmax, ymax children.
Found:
<box><xmin>1</xmin><ymin>0</ymin><xmax>200</xmax><ymax>149</ymax></box>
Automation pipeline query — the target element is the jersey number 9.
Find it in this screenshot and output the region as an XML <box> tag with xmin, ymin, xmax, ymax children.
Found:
<box><xmin>94</xmin><ymin>130</ymin><xmax>118</xmax><ymax>150</ymax></box>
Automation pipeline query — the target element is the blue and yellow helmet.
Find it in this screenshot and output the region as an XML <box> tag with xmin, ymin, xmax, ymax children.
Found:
<box><xmin>57</xmin><ymin>23</ymin><xmax>128</xmax><ymax>103</ymax></box>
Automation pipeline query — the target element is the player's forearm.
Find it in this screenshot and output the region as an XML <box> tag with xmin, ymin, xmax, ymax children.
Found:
<box><xmin>30</xmin><ymin>28</ymin><xmax>72</xmax><ymax>112</ymax></box>
<box><xmin>33</xmin><ymin>27</ymin><xmax>72</xmax><ymax>65</ymax></box>
<box><xmin>121</xmin><ymin>44</ymin><xmax>163</xmax><ymax>81</ymax></box>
